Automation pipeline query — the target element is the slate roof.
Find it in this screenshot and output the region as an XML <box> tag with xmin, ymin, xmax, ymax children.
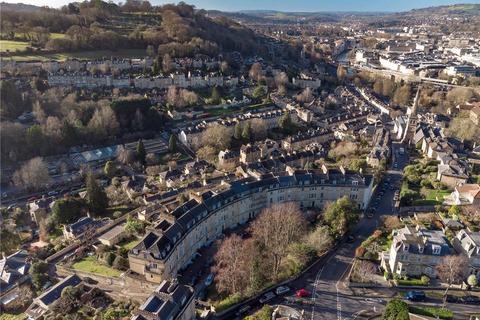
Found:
<box><xmin>130</xmin><ymin>169</ymin><xmax>372</xmax><ymax>262</ymax></box>
<box><xmin>38</xmin><ymin>275</ymin><xmax>81</xmax><ymax>306</ymax></box>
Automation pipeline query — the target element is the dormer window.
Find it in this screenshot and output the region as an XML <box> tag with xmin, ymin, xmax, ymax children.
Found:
<box><xmin>352</xmin><ymin>180</ymin><xmax>359</xmax><ymax>186</ymax></box>
<box><xmin>403</xmin><ymin>244</ymin><xmax>409</xmax><ymax>251</ymax></box>
<box><xmin>432</xmin><ymin>245</ymin><xmax>441</xmax><ymax>255</ymax></box>
<box><xmin>418</xmin><ymin>246</ymin><xmax>424</xmax><ymax>253</ymax></box>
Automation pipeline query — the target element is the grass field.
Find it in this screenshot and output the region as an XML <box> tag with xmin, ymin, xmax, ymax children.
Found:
<box><xmin>72</xmin><ymin>256</ymin><xmax>122</xmax><ymax>277</ymax></box>
<box><xmin>0</xmin><ymin>314</ymin><xmax>26</xmax><ymax>320</ymax></box>
<box><xmin>50</xmin><ymin>33</ymin><xmax>66</xmax><ymax>39</ymax></box>
<box><xmin>5</xmin><ymin>49</ymin><xmax>146</xmax><ymax>61</ymax></box>
<box><xmin>0</xmin><ymin>40</ymin><xmax>30</xmax><ymax>53</ymax></box>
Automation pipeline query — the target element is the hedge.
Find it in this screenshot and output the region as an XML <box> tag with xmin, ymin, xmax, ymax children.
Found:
<box><xmin>409</xmin><ymin>306</ymin><xmax>453</xmax><ymax>320</ymax></box>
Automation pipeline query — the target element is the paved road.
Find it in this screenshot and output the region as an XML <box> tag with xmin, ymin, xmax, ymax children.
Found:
<box><xmin>273</xmin><ymin>142</ymin><xmax>409</xmax><ymax>320</ymax></box>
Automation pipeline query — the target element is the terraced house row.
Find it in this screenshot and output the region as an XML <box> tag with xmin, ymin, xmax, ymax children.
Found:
<box><xmin>128</xmin><ymin>168</ymin><xmax>374</xmax><ymax>283</ymax></box>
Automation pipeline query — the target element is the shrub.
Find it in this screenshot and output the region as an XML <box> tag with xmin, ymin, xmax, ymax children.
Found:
<box><xmin>421</xmin><ymin>275</ymin><xmax>430</xmax><ymax>285</ymax></box>
<box><xmin>106</xmin><ymin>252</ymin><xmax>116</xmax><ymax>266</ymax></box>
<box><xmin>383</xmin><ymin>299</ymin><xmax>409</xmax><ymax>320</ymax></box>
<box><xmin>384</xmin><ymin>271</ymin><xmax>391</xmax><ymax>280</ymax></box>
<box><xmin>214</xmin><ymin>293</ymin><xmax>243</xmax><ymax>312</ymax></box>
<box><xmin>409</xmin><ymin>306</ymin><xmax>453</xmax><ymax>320</ymax></box>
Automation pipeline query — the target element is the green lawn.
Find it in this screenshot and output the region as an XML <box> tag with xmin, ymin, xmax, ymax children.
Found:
<box><xmin>50</xmin><ymin>33</ymin><xmax>66</xmax><ymax>39</ymax></box>
<box><xmin>423</xmin><ymin>188</ymin><xmax>451</xmax><ymax>201</ymax></box>
<box><xmin>0</xmin><ymin>40</ymin><xmax>30</xmax><ymax>53</ymax></box>
<box><xmin>5</xmin><ymin>49</ymin><xmax>146</xmax><ymax>61</ymax></box>
<box><xmin>72</xmin><ymin>256</ymin><xmax>122</xmax><ymax>277</ymax></box>
<box><xmin>120</xmin><ymin>238</ymin><xmax>139</xmax><ymax>250</ymax></box>
<box><xmin>0</xmin><ymin>314</ymin><xmax>26</xmax><ymax>320</ymax></box>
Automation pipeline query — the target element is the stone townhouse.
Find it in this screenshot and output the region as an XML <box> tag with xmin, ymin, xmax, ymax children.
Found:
<box><xmin>367</xmin><ymin>127</ymin><xmax>391</xmax><ymax>167</ymax></box>
<box><xmin>452</xmin><ymin>230</ymin><xmax>480</xmax><ymax>279</ymax></box>
<box><xmin>178</xmin><ymin>126</ymin><xmax>205</xmax><ymax>148</ymax></box>
<box><xmin>437</xmin><ymin>160</ymin><xmax>469</xmax><ymax>188</ymax></box>
<box><xmin>129</xmin><ymin>168</ymin><xmax>373</xmax><ymax>283</ymax></box>
<box><xmin>218</xmin><ymin>149</ymin><xmax>240</xmax><ymax>168</ymax></box>
<box><xmin>131</xmin><ymin>280</ymin><xmax>194</xmax><ymax>320</ymax></box>
<box><xmin>444</xmin><ymin>183</ymin><xmax>480</xmax><ymax>206</ymax></box>
<box><xmin>240</xmin><ymin>144</ymin><xmax>262</xmax><ymax>164</ymax></box>
<box><xmin>381</xmin><ymin>225</ymin><xmax>451</xmax><ymax>278</ymax></box>
<box><xmin>281</xmin><ymin>128</ymin><xmax>334</xmax><ymax>152</ymax></box>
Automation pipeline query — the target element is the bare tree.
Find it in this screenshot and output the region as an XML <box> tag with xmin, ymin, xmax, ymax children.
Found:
<box><xmin>437</xmin><ymin>255</ymin><xmax>469</xmax><ymax>305</ymax></box>
<box><xmin>307</xmin><ymin>225</ymin><xmax>334</xmax><ymax>255</ymax></box>
<box><xmin>13</xmin><ymin>157</ymin><xmax>51</xmax><ymax>190</ymax></box>
<box><xmin>250</xmin><ymin>202</ymin><xmax>307</xmax><ymax>280</ymax></box>
<box><xmin>201</xmin><ymin>125</ymin><xmax>232</xmax><ymax>152</ymax></box>
<box><xmin>213</xmin><ymin>234</ymin><xmax>249</xmax><ymax>295</ymax></box>
<box><xmin>117</xmin><ymin>146</ymin><xmax>136</xmax><ymax>165</ymax></box>
<box><xmin>296</xmin><ymin>87</ymin><xmax>313</xmax><ymax>103</ymax></box>
<box><xmin>180</xmin><ymin>89</ymin><xmax>198</xmax><ymax>107</ymax></box>
<box><xmin>87</xmin><ymin>106</ymin><xmax>119</xmax><ymax>140</ymax></box>
<box><xmin>249</xmin><ymin>62</ymin><xmax>263</xmax><ymax>82</ymax></box>
<box><xmin>383</xmin><ymin>216</ymin><xmax>403</xmax><ymax>232</ymax></box>
<box><xmin>167</xmin><ymin>85</ymin><xmax>178</xmax><ymax>107</ymax></box>
<box><xmin>249</xmin><ymin>118</ymin><xmax>267</xmax><ymax>141</ymax></box>
<box><xmin>162</xmin><ymin>53</ymin><xmax>173</xmax><ymax>73</ymax></box>
<box><xmin>274</xmin><ymin>72</ymin><xmax>288</xmax><ymax>94</ymax></box>
<box><xmin>356</xmin><ymin>260</ymin><xmax>377</xmax><ymax>283</ymax></box>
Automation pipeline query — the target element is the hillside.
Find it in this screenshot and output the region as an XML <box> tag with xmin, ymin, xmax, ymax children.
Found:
<box><xmin>0</xmin><ymin>2</ymin><xmax>41</xmax><ymax>12</ymax></box>
<box><xmin>0</xmin><ymin>1</ymin><xmax>268</xmax><ymax>59</ymax></box>
<box><xmin>406</xmin><ymin>3</ymin><xmax>480</xmax><ymax>16</ymax></box>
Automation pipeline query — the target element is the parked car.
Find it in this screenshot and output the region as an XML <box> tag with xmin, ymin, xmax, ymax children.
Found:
<box><xmin>366</xmin><ymin>212</ymin><xmax>374</xmax><ymax>219</ymax></box>
<box><xmin>235</xmin><ymin>305</ymin><xmax>251</xmax><ymax>316</ymax></box>
<box><xmin>405</xmin><ymin>291</ymin><xmax>425</xmax><ymax>301</ymax></box>
<box><xmin>204</xmin><ymin>273</ymin><xmax>214</xmax><ymax>287</ymax></box>
<box><xmin>347</xmin><ymin>235</ymin><xmax>355</xmax><ymax>243</ymax></box>
<box><xmin>259</xmin><ymin>291</ymin><xmax>275</xmax><ymax>304</ymax></box>
<box><xmin>364</xmin><ymin>298</ymin><xmax>383</xmax><ymax>304</ymax></box>
<box><xmin>189</xmin><ymin>275</ymin><xmax>198</xmax><ymax>286</ymax></box>
<box><xmin>296</xmin><ymin>289</ymin><xmax>310</xmax><ymax>298</ymax></box>
<box><xmin>275</xmin><ymin>286</ymin><xmax>290</xmax><ymax>295</ymax></box>
<box><xmin>462</xmin><ymin>295</ymin><xmax>480</xmax><ymax>305</ymax></box>
<box><xmin>446</xmin><ymin>295</ymin><xmax>461</xmax><ymax>303</ymax></box>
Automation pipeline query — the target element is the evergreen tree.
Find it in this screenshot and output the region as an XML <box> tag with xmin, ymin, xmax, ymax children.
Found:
<box><xmin>211</xmin><ymin>86</ymin><xmax>221</xmax><ymax>104</ymax></box>
<box><xmin>234</xmin><ymin>122</ymin><xmax>242</xmax><ymax>140</ymax></box>
<box><xmin>242</xmin><ymin>122</ymin><xmax>252</xmax><ymax>141</ymax></box>
<box><xmin>86</xmin><ymin>173</ymin><xmax>108</xmax><ymax>214</ymax></box>
<box><xmin>136</xmin><ymin>139</ymin><xmax>146</xmax><ymax>165</ymax></box>
<box><xmin>104</xmin><ymin>160</ymin><xmax>116</xmax><ymax>178</ymax></box>
<box><xmin>278</xmin><ymin>113</ymin><xmax>292</xmax><ymax>133</ymax></box>
<box><xmin>168</xmin><ymin>134</ymin><xmax>177</xmax><ymax>152</ymax></box>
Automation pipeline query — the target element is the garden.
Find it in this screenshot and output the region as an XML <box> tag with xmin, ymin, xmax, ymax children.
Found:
<box><xmin>400</xmin><ymin>159</ymin><xmax>452</xmax><ymax>206</ymax></box>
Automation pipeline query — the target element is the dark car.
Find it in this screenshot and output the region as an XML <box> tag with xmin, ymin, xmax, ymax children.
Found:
<box><xmin>462</xmin><ymin>295</ymin><xmax>480</xmax><ymax>305</ymax></box>
<box><xmin>189</xmin><ymin>275</ymin><xmax>198</xmax><ymax>286</ymax></box>
<box><xmin>446</xmin><ymin>295</ymin><xmax>461</xmax><ymax>303</ymax></box>
<box><xmin>405</xmin><ymin>291</ymin><xmax>426</xmax><ymax>301</ymax></box>
<box><xmin>347</xmin><ymin>235</ymin><xmax>355</xmax><ymax>243</ymax></box>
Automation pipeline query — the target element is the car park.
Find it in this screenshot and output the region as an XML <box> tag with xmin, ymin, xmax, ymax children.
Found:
<box><xmin>275</xmin><ymin>286</ymin><xmax>290</xmax><ymax>295</ymax></box>
<box><xmin>405</xmin><ymin>291</ymin><xmax>425</xmax><ymax>301</ymax></box>
<box><xmin>259</xmin><ymin>291</ymin><xmax>275</xmax><ymax>304</ymax></box>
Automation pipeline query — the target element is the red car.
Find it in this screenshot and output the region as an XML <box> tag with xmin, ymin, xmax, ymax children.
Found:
<box><xmin>296</xmin><ymin>289</ymin><xmax>310</xmax><ymax>297</ymax></box>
